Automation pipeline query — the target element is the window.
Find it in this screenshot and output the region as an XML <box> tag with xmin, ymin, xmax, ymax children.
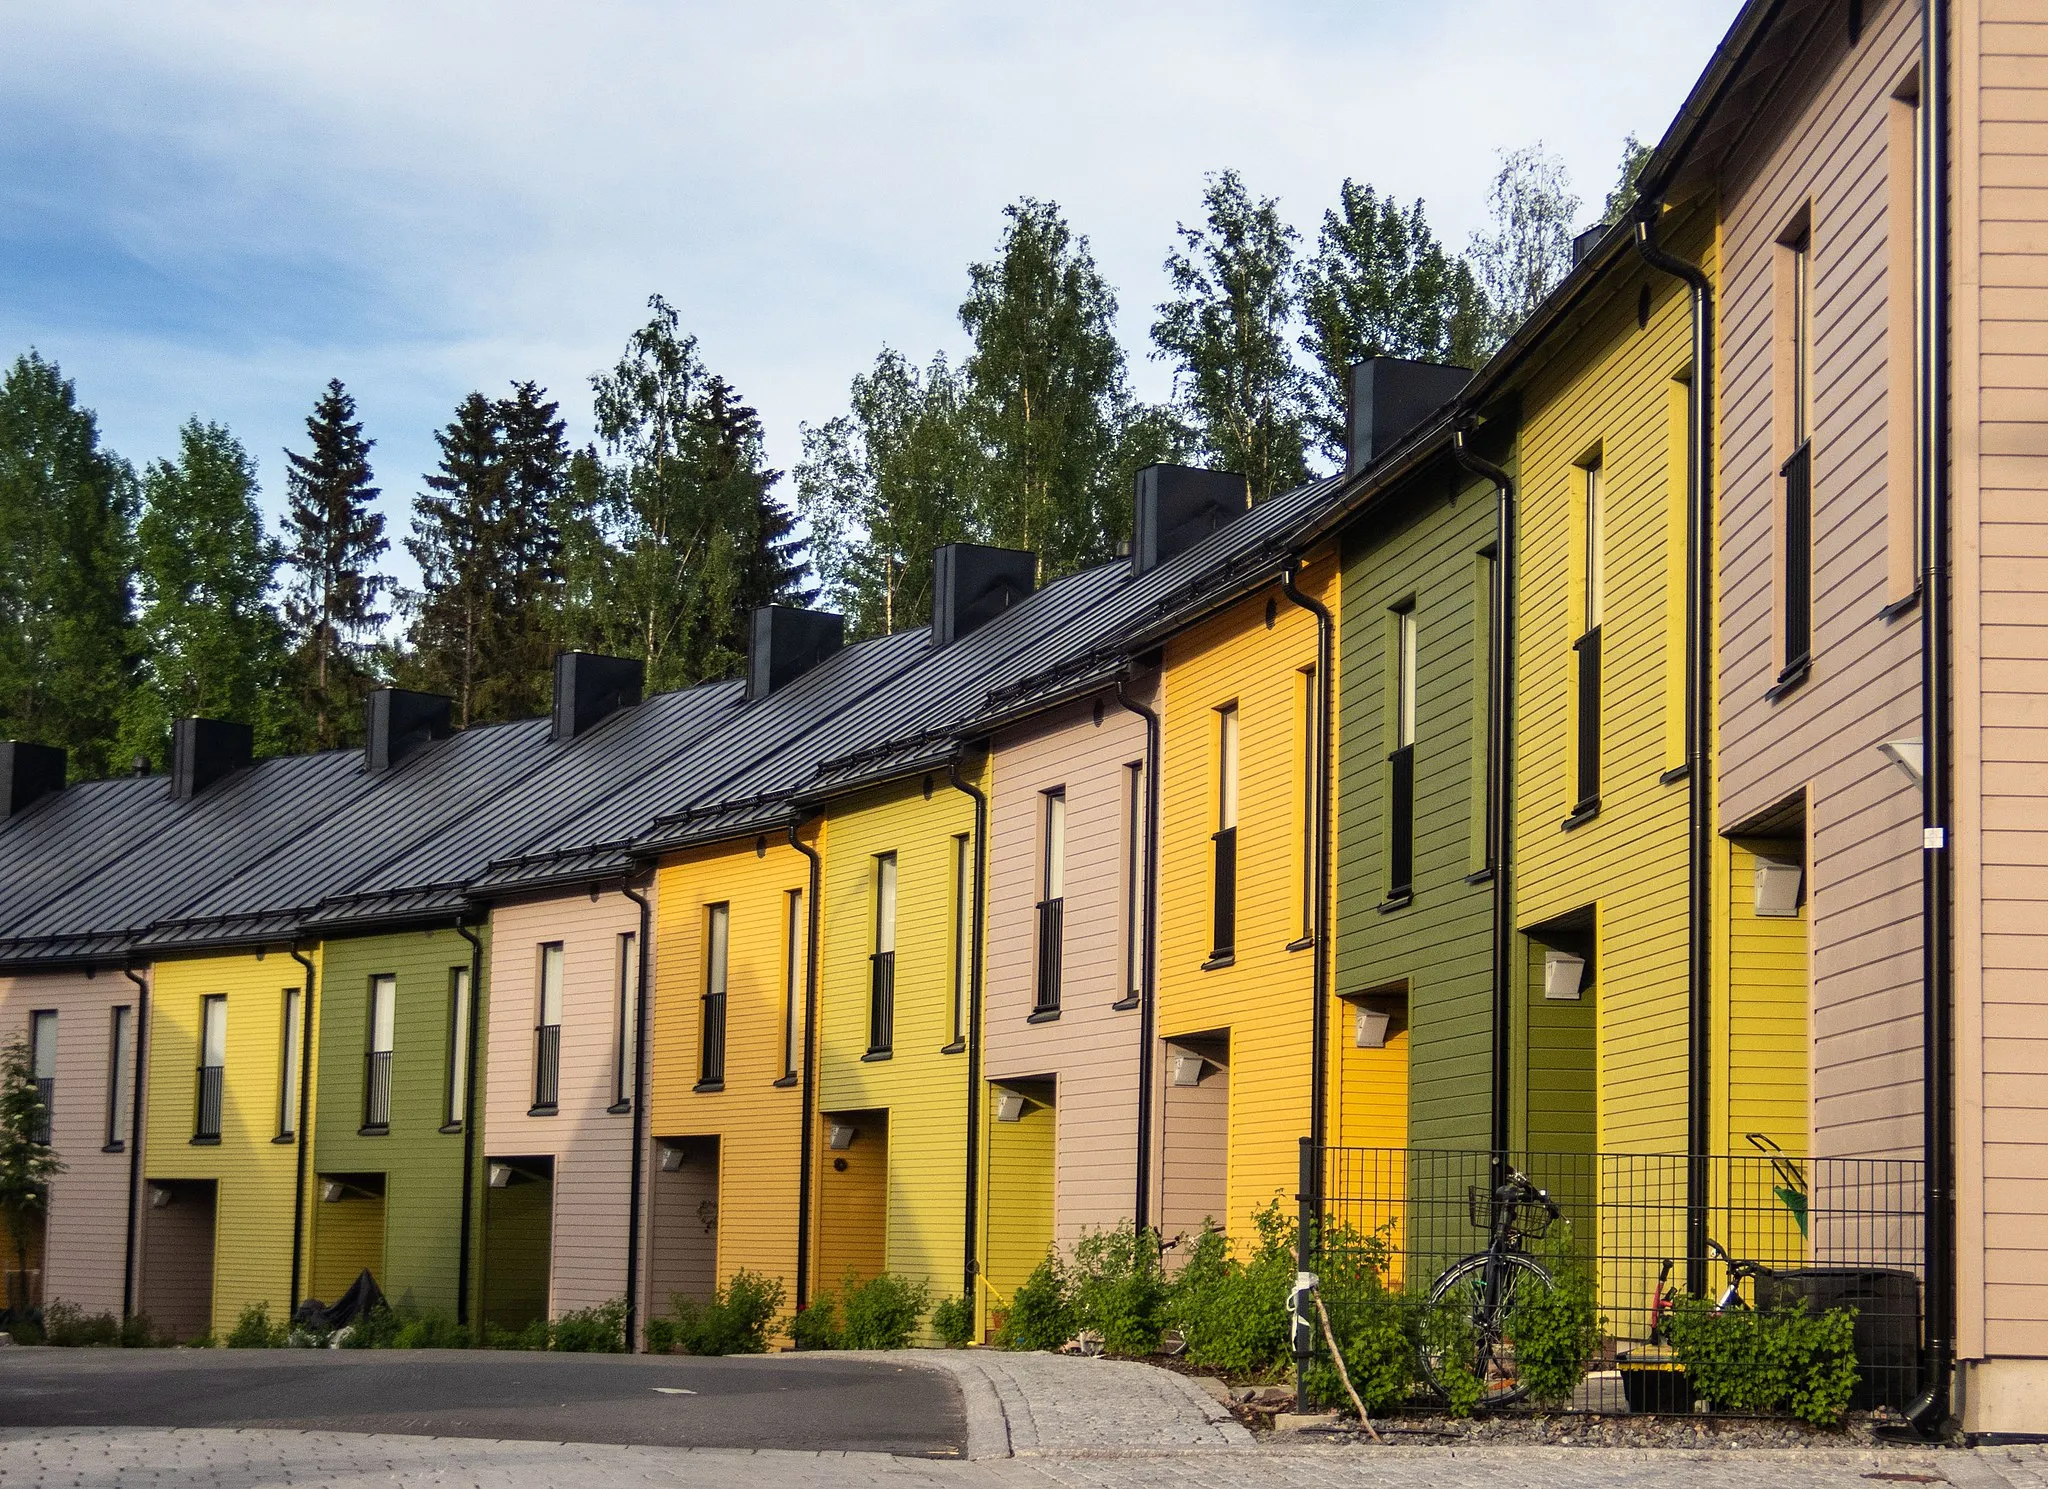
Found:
<box><xmin>278</xmin><ymin>987</ymin><xmax>301</xmax><ymax>1139</ymax></box>
<box><xmin>534</xmin><ymin>943</ymin><xmax>563</xmax><ymax>1112</ymax></box>
<box><xmin>362</xmin><ymin>975</ymin><xmax>394</xmax><ymax>1131</ymax></box>
<box><xmin>28</xmin><ymin>1011</ymin><xmax>55</xmax><ymax>1147</ymax></box>
<box><xmin>1778</xmin><ymin>223</ymin><xmax>1814</xmax><ymax>684</ymax></box>
<box><xmin>1473</xmin><ymin>550</ymin><xmax>1497</xmax><ymax>869</ymax></box>
<box><xmin>1298</xmin><ymin>665</ymin><xmax>1318</xmax><ymax>940</ymax></box>
<box><xmin>781</xmin><ymin>889</ymin><xmax>802</xmax><ymax>1080</ymax></box>
<box><xmin>1389</xmin><ymin>606</ymin><xmax>1418</xmax><ymax>897</ymax></box>
<box><xmin>869</xmin><ymin>854</ymin><xmax>897</xmax><ymax>1054</ymax></box>
<box><xmin>1887</xmin><ymin>80</ymin><xmax>1925</xmax><ymax>605</ymax></box>
<box><xmin>614</xmin><ymin>931</ymin><xmax>639</xmax><ymax>1109</ymax></box>
<box><xmin>1573</xmin><ymin>462</ymin><xmax>1604</xmax><ymax>815</ymax></box>
<box><xmin>1035</xmin><ymin>791</ymin><xmax>1065</xmax><ymax>1016</ymax></box>
<box><xmin>1123</xmin><ymin>761</ymin><xmax>1145</xmax><ymax>1002</ymax></box>
<box><xmin>699</xmin><ymin>909</ymin><xmax>727</xmax><ymax>1088</ymax></box>
<box><xmin>106</xmin><ymin>1004</ymin><xmax>132</xmax><ymax>1151</ymax></box>
<box><xmin>196</xmin><ymin>995</ymin><xmax>226</xmax><ymax>1142</ymax></box>
<box><xmin>949</xmin><ymin>836</ymin><xmax>971</xmax><ymax>1047</ymax></box>
<box><xmin>1211</xmin><ymin>705</ymin><xmax>1239</xmax><ymax>960</ymax></box>
<box><xmin>446</xmin><ymin>966</ymin><xmax>471</xmax><ymax>1130</ymax></box>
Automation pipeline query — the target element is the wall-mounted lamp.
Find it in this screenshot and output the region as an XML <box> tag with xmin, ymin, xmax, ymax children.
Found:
<box><xmin>321</xmin><ymin>1180</ymin><xmax>349</xmax><ymax>1203</ymax></box>
<box><xmin>1754</xmin><ymin>859</ymin><xmax>1805</xmax><ymax>918</ymax></box>
<box><xmin>488</xmin><ymin>1163</ymin><xmax>514</xmax><ymax>1188</ymax></box>
<box><xmin>994</xmin><ymin>1092</ymin><xmax>1027</xmax><ymax>1123</ymax></box>
<box><xmin>1543</xmin><ymin>950</ymin><xmax>1586</xmax><ymax>1001</ymax></box>
<box><xmin>1878</xmin><ymin>737</ymin><xmax>1925</xmax><ymax>789</ymax></box>
<box><xmin>1169</xmin><ymin>1052</ymin><xmax>1206</xmax><ymax>1088</ymax></box>
<box><xmin>659</xmin><ymin>1145</ymin><xmax>686</xmax><ymax>1172</ymax></box>
<box><xmin>148</xmin><ymin>1185</ymin><xmax>173</xmax><ymax>1209</ymax></box>
<box><xmin>1355</xmin><ymin>1007</ymin><xmax>1393</xmax><ymax>1049</ymax></box>
<box><xmin>828</xmin><ymin>1124</ymin><xmax>857</xmax><ymax>1150</ymax></box>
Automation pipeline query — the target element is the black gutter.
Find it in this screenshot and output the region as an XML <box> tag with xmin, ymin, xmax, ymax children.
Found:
<box><xmin>120</xmin><ymin>963</ymin><xmax>149</xmax><ymax>1321</ymax></box>
<box><xmin>1634</xmin><ymin>209</ymin><xmax>1718</xmax><ymax>1298</ymax></box>
<box><xmin>1278</xmin><ymin>564</ymin><xmax>1334</xmax><ymax>1160</ymax></box>
<box><xmin>286</xmin><ymin>944</ymin><xmax>317</xmax><ymax>1316</ymax></box>
<box><xmin>1113</xmin><ymin>671</ymin><xmax>1162</xmax><ymax>1228</ymax></box>
<box><xmin>1451</xmin><ymin>429</ymin><xmax>1519</xmax><ymax>1165</ymax></box>
<box><xmin>945</xmin><ymin>760</ymin><xmax>989</xmax><ymax>1315</ymax></box>
<box><xmin>619</xmin><ymin>878</ymin><xmax>654</xmax><ymax>1353</ymax></box>
<box><xmin>786</xmin><ymin>811</ymin><xmax>824</xmax><ymax>1311</ymax></box>
<box><xmin>453</xmin><ymin>919</ymin><xmax>484</xmax><ymax>1328</ymax></box>
<box><xmin>1907</xmin><ymin>0</ymin><xmax>1954</xmax><ymax>1434</ymax></box>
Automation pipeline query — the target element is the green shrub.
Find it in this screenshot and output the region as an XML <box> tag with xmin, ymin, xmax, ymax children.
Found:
<box><xmin>1072</xmin><ymin>1223</ymin><xmax>1168</xmax><ymax>1357</ymax></box>
<box><xmin>120</xmin><ymin>1312</ymin><xmax>160</xmax><ymax>1348</ymax></box>
<box><xmin>1419</xmin><ymin>1303</ymin><xmax>1486</xmax><ymax>1418</ymax></box>
<box><xmin>839</xmin><ymin>1271</ymin><xmax>928</xmax><ymax>1350</ymax></box>
<box><xmin>43</xmin><ymin>1300</ymin><xmax>122</xmax><ymax>1347</ymax></box>
<box><xmin>994</xmin><ymin>1251</ymin><xmax>1073</xmax><ymax>1351</ymax></box>
<box><xmin>930</xmin><ymin>1295</ymin><xmax>975</xmax><ymax>1348</ymax></box>
<box><xmin>548</xmin><ymin>1298</ymin><xmax>626</xmax><ymax>1353</ymax></box>
<box><xmin>789</xmin><ymin>1290</ymin><xmax>841</xmax><ymax>1350</ymax></box>
<box><xmin>1164</xmin><ymin>1207</ymin><xmax>1296</xmax><ymax>1377</ymax></box>
<box><xmin>1663</xmin><ymin>1300</ymin><xmax>1860</xmax><ymax>1426</ymax></box>
<box><xmin>1503</xmin><ymin>1225</ymin><xmax>1601</xmax><ymax>1407</ymax></box>
<box><xmin>225</xmin><ymin>1302</ymin><xmax>287</xmax><ymax>1348</ymax></box>
<box><xmin>651</xmin><ymin>1271</ymin><xmax>785</xmax><ymax>1356</ymax></box>
<box><xmin>1307</xmin><ymin>1273</ymin><xmax>1417</xmax><ymax>1415</ymax></box>
<box><xmin>481</xmin><ymin>1318</ymin><xmax>549</xmax><ymax>1351</ymax></box>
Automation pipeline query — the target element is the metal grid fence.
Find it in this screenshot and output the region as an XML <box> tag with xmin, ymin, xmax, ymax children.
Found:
<box><xmin>1313</xmin><ymin>1143</ymin><xmax>1925</xmax><ymax>1413</ymax></box>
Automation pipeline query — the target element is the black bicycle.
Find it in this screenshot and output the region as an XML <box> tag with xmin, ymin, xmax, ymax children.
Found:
<box><xmin>1417</xmin><ymin>1167</ymin><xmax>1564</xmax><ymax>1409</ymax></box>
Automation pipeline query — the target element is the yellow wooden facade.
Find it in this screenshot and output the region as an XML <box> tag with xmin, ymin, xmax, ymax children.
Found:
<box><xmin>810</xmin><ymin>768</ymin><xmax>982</xmax><ymax>1329</ymax></box>
<box><xmin>144</xmin><ymin>948</ymin><xmax>321</xmax><ymax>1338</ymax></box>
<box><xmin>650</xmin><ymin>833</ymin><xmax>815</xmax><ymax>1305</ymax></box>
<box><xmin>1153</xmin><ymin>550</ymin><xmax>1339</xmax><ymax>1243</ymax></box>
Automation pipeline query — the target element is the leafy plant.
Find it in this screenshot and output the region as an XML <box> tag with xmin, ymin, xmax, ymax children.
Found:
<box><xmin>1071</xmin><ymin>1223</ymin><xmax>1168</xmax><ymax>1357</ymax></box>
<box><xmin>838</xmin><ymin>1271</ymin><xmax>928</xmax><ymax>1351</ymax></box>
<box><xmin>1419</xmin><ymin>1303</ymin><xmax>1486</xmax><ymax>1418</ymax></box>
<box><xmin>1503</xmin><ymin>1224</ymin><xmax>1601</xmax><ymax>1407</ymax></box>
<box><xmin>994</xmin><ymin>1251</ymin><xmax>1074</xmax><ymax>1352</ymax></box>
<box><xmin>225</xmin><ymin>1302</ymin><xmax>286</xmax><ymax>1349</ymax></box>
<box><xmin>1164</xmin><ymin>1206</ymin><xmax>1296</xmax><ymax>1377</ymax></box>
<box><xmin>0</xmin><ymin>1035</ymin><xmax>63</xmax><ymax>1320</ymax></box>
<box><xmin>547</xmin><ymin>1298</ymin><xmax>627</xmax><ymax>1353</ymax></box>
<box><xmin>930</xmin><ymin>1295</ymin><xmax>975</xmax><ymax>1349</ymax></box>
<box><xmin>789</xmin><ymin>1293</ymin><xmax>841</xmax><ymax>1351</ymax></box>
<box><xmin>42</xmin><ymin>1300</ymin><xmax>120</xmax><ymax>1347</ymax></box>
<box><xmin>1307</xmin><ymin>1271</ymin><xmax>1417</xmax><ymax>1415</ymax></box>
<box><xmin>481</xmin><ymin>1318</ymin><xmax>549</xmax><ymax>1351</ymax></box>
<box><xmin>1663</xmin><ymin>1300</ymin><xmax>1860</xmax><ymax>1426</ymax></box>
<box><xmin>650</xmin><ymin>1271</ymin><xmax>785</xmax><ymax>1356</ymax></box>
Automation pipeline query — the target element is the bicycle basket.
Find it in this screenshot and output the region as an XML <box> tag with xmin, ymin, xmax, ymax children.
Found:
<box><xmin>1467</xmin><ymin>1185</ymin><xmax>1556</xmax><ymax>1238</ymax></box>
<box><xmin>1467</xmin><ymin>1186</ymin><xmax>1494</xmax><ymax>1230</ymax></box>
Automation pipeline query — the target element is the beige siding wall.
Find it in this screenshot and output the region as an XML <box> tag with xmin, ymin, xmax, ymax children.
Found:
<box><xmin>483</xmin><ymin>892</ymin><xmax>645</xmax><ymax>1319</ymax></box>
<box><xmin>0</xmin><ymin>970</ymin><xmax>141</xmax><ymax>1316</ymax></box>
<box><xmin>983</xmin><ymin>693</ymin><xmax>1149</xmax><ymax>1249</ymax></box>
<box><xmin>1954</xmin><ymin>0</ymin><xmax>2048</xmax><ymax>1370</ymax></box>
<box><xmin>1716</xmin><ymin>0</ymin><xmax>1924</xmax><ymax>1161</ymax></box>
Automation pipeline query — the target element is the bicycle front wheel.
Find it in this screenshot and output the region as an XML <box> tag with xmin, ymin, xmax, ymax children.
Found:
<box><xmin>1417</xmin><ymin>1251</ymin><xmax>1556</xmax><ymax>1411</ymax></box>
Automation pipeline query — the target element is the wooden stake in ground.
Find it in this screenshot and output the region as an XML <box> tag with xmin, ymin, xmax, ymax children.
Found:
<box><xmin>1313</xmin><ymin>1287</ymin><xmax>1383</xmax><ymax>1443</ymax></box>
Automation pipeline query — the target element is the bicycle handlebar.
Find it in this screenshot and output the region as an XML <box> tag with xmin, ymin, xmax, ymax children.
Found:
<box><xmin>1496</xmin><ymin>1168</ymin><xmax>1563</xmax><ymax>1219</ymax></box>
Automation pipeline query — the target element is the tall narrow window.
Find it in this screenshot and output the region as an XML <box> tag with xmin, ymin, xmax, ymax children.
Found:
<box><xmin>1123</xmin><ymin>761</ymin><xmax>1145</xmax><ymax>1003</ymax></box>
<box><xmin>1780</xmin><ymin>226</ymin><xmax>1814</xmax><ymax>681</ymax></box>
<box><xmin>1035</xmin><ymin>791</ymin><xmax>1066</xmax><ymax>1016</ymax></box>
<box><xmin>1389</xmin><ymin>605</ymin><xmax>1418</xmax><ymax>896</ymax></box>
<box><xmin>614</xmin><ymin>931</ymin><xmax>639</xmax><ymax>1109</ymax></box>
<box><xmin>781</xmin><ymin>889</ymin><xmax>802</xmax><ymax>1080</ymax></box>
<box><xmin>362</xmin><ymin>975</ymin><xmax>394</xmax><ymax>1131</ymax></box>
<box><xmin>273</xmin><ymin>987</ymin><xmax>299</xmax><ymax>1140</ymax></box>
<box><xmin>869</xmin><ymin>854</ymin><xmax>897</xmax><ymax>1054</ymax></box>
<box><xmin>106</xmin><ymin>1004</ymin><xmax>132</xmax><ymax>1151</ymax></box>
<box><xmin>28</xmin><ymin>1011</ymin><xmax>55</xmax><ymax>1147</ymax></box>
<box><xmin>1886</xmin><ymin>82</ymin><xmax>1926</xmax><ymax>606</ymax></box>
<box><xmin>1211</xmin><ymin>705</ymin><xmax>1239</xmax><ymax>960</ymax></box>
<box><xmin>1298</xmin><ymin>666</ymin><xmax>1318</xmax><ymax>940</ymax></box>
<box><xmin>1474</xmin><ymin>549</ymin><xmax>1498</xmax><ymax>869</ymax></box>
<box><xmin>699</xmin><ymin>909</ymin><xmax>727</xmax><ymax>1087</ymax></box>
<box><xmin>446</xmin><ymin>966</ymin><xmax>471</xmax><ymax>1130</ymax></box>
<box><xmin>534</xmin><ymin>943</ymin><xmax>563</xmax><ymax>1112</ymax></box>
<box><xmin>949</xmin><ymin>836</ymin><xmax>971</xmax><ymax>1047</ymax></box>
<box><xmin>1573</xmin><ymin>462</ymin><xmax>1604</xmax><ymax>815</ymax></box>
<box><xmin>196</xmin><ymin>995</ymin><xmax>226</xmax><ymax>1141</ymax></box>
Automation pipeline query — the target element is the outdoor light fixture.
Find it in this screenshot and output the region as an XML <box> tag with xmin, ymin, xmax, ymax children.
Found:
<box><xmin>1754</xmin><ymin>859</ymin><xmax>1805</xmax><ymax>918</ymax></box>
<box><xmin>1355</xmin><ymin>1006</ymin><xmax>1393</xmax><ymax>1049</ymax></box>
<box><xmin>1878</xmin><ymin>737</ymin><xmax>1925</xmax><ymax>789</ymax></box>
<box><xmin>994</xmin><ymin>1092</ymin><xmax>1026</xmax><ymax>1123</ymax></box>
<box><xmin>322</xmin><ymin>1180</ymin><xmax>349</xmax><ymax>1203</ymax></box>
<box><xmin>1543</xmin><ymin>950</ymin><xmax>1586</xmax><ymax>1001</ymax></box>
<box><xmin>488</xmin><ymin>1163</ymin><xmax>514</xmax><ymax>1188</ymax></box>
<box><xmin>659</xmin><ymin>1145</ymin><xmax>686</xmax><ymax>1172</ymax></box>
<box><xmin>148</xmin><ymin>1185</ymin><xmax>173</xmax><ymax>1209</ymax></box>
<box><xmin>1169</xmin><ymin>1052</ymin><xmax>1205</xmax><ymax>1087</ymax></box>
<box><xmin>828</xmin><ymin>1123</ymin><xmax>857</xmax><ymax>1150</ymax></box>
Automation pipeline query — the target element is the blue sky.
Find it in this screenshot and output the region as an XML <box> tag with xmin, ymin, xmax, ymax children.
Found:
<box><xmin>4</xmin><ymin>1</ymin><xmax>1742</xmax><ymax>592</ymax></box>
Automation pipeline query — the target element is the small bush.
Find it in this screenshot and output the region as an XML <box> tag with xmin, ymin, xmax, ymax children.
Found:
<box><xmin>225</xmin><ymin>1302</ymin><xmax>288</xmax><ymax>1349</ymax></box>
<box><xmin>930</xmin><ymin>1295</ymin><xmax>975</xmax><ymax>1349</ymax></box>
<box><xmin>43</xmin><ymin>1300</ymin><xmax>122</xmax><ymax>1347</ymax></box>
<box><xmin>651</xmin><ymin>1271</ymin><xmax>785</xmax><ymax>1356</ymax></box>
<box><xmin>1165</xmin><ymin>1206</ymin><xmax>1296</xmax><ymax>1377</ymax></box>
<box><xmin>839</xmin><ymin>1271</ymin><xmax>928</xmax><ymax>1350</ymax></box>
<box><xmin>1419</xmin><ymin>1304</ymin><xmax>1486</xmax><ymax>1418</ymax></box>
<box><xmin>1663</xmin><ymin>1300</ymin><xmax>1860</xmax><ymax>1426</ymax></box>
<box><xmin>482</xmin><ymin>1318</ymin><xmax>549</xmax><ymax>1351</ymax></box>
<box><xmin>548</xmin><ymin>1298</ymin><xmax>627</xmax><ymax>1353</ymax></box>
<box><xmin>338</xmin><ymin>1305</ymin><xmax>400</xmax><ymax>1349</ymax></box>
<box><xmin>0</xmin><ymin>1307</ymin><xmax>44</xmax><ymax>1346</ymax></box>
<box><xmin>1308</xmin><ymin>1274</ymin><xmax>1416</xmax><ymax>1416</ymax></box>
<box><xmin>994</xmin><ymin>1251</ymin><xmax>1073</xmax><ymax>1352</ymax></box>
<box><xmin>1504</xmin><ymin>1225</ymin><xmax>1602</xmax><ymax>1407</ymax></box>
<box><xmin>1072</xmin><ymin>1223</ymin><xmax>1168</xmax><ymax>1357</ymax></box>
<box><xmin>120</xmin><ymin>1312</ymin><xmax>159</xmax><ymax>1348</ymax></box>
<box><xmin>789</xmin><ymin>1294</ymin><xmax>841</xmax><ymax>1351</ymax></box>
<box><xmin>393</xmin><ymin>1309</ymin><xmax>469</xmax><ymax>1349</ymax></box>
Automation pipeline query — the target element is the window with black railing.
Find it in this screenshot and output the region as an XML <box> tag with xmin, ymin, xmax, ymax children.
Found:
<box><xmin>1034</xmin><ymin>897</ymin><xmax>1064</xmax><ymax>1015</ymax></box>
<box><xmin>1574</xmin><ymin>625</ymin><xmax>1602</xmax><ymax>813</ymax></box>
<box><xmin>699</xmin><ymin>988</ymin><xmax>726</xmax><ymax>1085</ymax></box>
<box><xmin>1211</xmin><ymin>705</ymin><xmax>1239</xmax><ymax>962</ymax></box>
<box><xmin>363</xmin><ymin>1050</ymin><xmax>392</xmax><ymax>1129</ymax></box>
<box><xmin>196</xmin><ymin>995</ymin><xmax>225</xmax><ymax>1142</ymax></box>
<box><xmin>195</xmin><ymin>1065</ymin><xmax>223</xmax><ymax>1142</ymax></box>
<box><xmin>868</xmin><ymin>951</ymin><xmax>895</xmax><ymax>1053</ymax></box>
<box><xmin>1210</xmin><ymin>827</ymin><xmax>1237</xmax><ymax>958</ymax></box>
<box><xmin>29</xmin><ymin>1010</ymin><xmax>55</xmax><ymax>1146</ymax></box>
<box><xmin>1572</xmin><ymin>461</ymin><xmax>1604</xmax><ymax>821</ymax></box>
<box><xmin>1388</xmin><ymin>744</ymin><xmax>1415</xmax><ymax>895</ymax></box>
<box><xmin>698</xmin><ymin>905</ymin><xmax>727</xmax><ymax>1089</ymax></box>
<box><xmin>32</xmin><ymin>1078</ymin><xmax>53</xmax><ymax>1146</ymax></box>
<box><xmin>1035</xmin><ymin>790</ymin><xmax>1065</xmax><ymax>1016</ymax></box>
<box><xmin>1781</xmin><ymin>439</ymin><xmax>1812</xmax><ymax>680</ymax></box>
<box><xmin>533</xmin><ymin>943</ymin><xmax>563</xmax><ymax>1113</ymax></box>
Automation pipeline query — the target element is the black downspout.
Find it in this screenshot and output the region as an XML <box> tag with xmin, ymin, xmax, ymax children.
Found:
<box><xmin>947</xmin><ymin>760</ymin><xmax>989</xmax><ymax>1313</ymax></box>
<box><xmin>1908</xmin><ymin>0</ymin><xmax>1954</xmax><ymax>1434</ymax></box>
<box><xmin>453</xmin><ymin>920</ymin><xmax>484</xmax><ymax>1329</ymax></box>
<box><xmin>620</xmin><ymin>879</ymin><xmax>654</xmax><ymax>1353</ymax></box>
<box><xmin>1634</xmin><ymin>208</ymin><xmax>1717</xmax><ymax>1299</ymax></box>
<box><xmin>1452</xmin><ymin>430</ymin><xmax>1519</xmax><ymax>1167</ymax></box>
<box><xmin>787</xmin><ymin>812</ymin><xmax>824</xmax><ymax>1312</ymax></box>
<box><xmin>1278</xmin><ymin>565</ymin><xmax>1335</xmax><ymax>1160</ymax></box>
<box><xmin>1113</xmin><ymin>674</ymin><xmax>1162</xmax><ymax>1230</ymax></box>
<box><xmin>120</xmin><ymin>963</ymin><xmax>149</xmax><ymax>1321</ymax></box>
<box><xmin>286</xmin><ymin>945</ymin><xmax>317</xmax><ymax>1316</ymax></box>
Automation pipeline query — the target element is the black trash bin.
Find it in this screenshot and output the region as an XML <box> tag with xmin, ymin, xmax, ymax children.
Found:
<box><xmin>1759</xmin><ymin>1267</ymin><xmax>1920</xmax><ymax>1410</ymax></box>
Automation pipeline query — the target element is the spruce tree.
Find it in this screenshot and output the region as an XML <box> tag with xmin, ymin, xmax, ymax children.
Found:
<box><xmin>1151</xmin><ymin>171</ymin><xmax>1311</xmax><ymax>503</ymax></box>
<box><xmin>0</xmin><ymin>352</ymin><xmax>137</xmax><ymax>779</ymax></box>
<box><xmin>124</xmin><ymin>419</ymin><xmax>292</xmax><ymax>765</ymax></box>
<box><xmin>492</xmin><ymin>381</ymin><xmax>569</xmax><ymax>719</ymax></box>
<box><xmin>691</xmin><ymin>375</ymin><xmax>811</xmax><ymax>659</ymax></box>
<box><xmin>281</xmin><ymin>379</ymin><xmax>388</xmax><ymax>750</ymax></box>
<box><xmin>405</xmin><ymin>392</ymin><xmax>504</xmax><ymax>726</ymax></box>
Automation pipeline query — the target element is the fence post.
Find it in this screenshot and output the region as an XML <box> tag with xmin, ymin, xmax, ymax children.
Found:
<box><xmin>1295</xmin><ymin>1136</ymin><xmax>1315</xmax><ymax>1410</ymax></box>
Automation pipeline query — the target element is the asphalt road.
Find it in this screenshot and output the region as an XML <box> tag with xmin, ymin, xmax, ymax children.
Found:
<box><xmin>0</xmin><ymin>1347</ymin><xmax>966</xmax><ymax>1455</ymax></box>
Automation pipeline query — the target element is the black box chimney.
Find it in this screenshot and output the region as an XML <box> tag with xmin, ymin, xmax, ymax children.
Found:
<box><xmin>747</xmin><ymin>607</ymin><xmax>844</xmax><ymax>702</ymax></box>
<box><xmin>170</xmin><ymin>718</ymin><xmax>253</xmax><ymax>800</ymax></box>
<box><xmin>552</xmin><ymin>653</ymin><xmax>644</xmax><ymax>742</ymax></box>
<box><xmin>1131</xmin><ymin>465</ymin><xmax>1248</xmax><ymax>576</ymax></box>
<box><xmin>364</xmin><ymin>688</ymin><xmax>454</xmax><ymax>773</ymax></box>
<box><xmin>1346</xmin><ymin>357</ymin><xmax>1472</xmax><ymax>476</ymax></box>
<box><xmin>0</xmin><ymin>741</ymin><xmax>65</xmax><ymax>817</ymax></box>
<box><xmin>932</xmin><ymin>544</ymin><xmax>1035</xmax><ymax>647</ymax></box>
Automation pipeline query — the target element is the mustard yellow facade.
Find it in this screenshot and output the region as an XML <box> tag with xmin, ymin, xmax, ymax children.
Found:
<box><xmin>144</xmin><ymin>948</ymin><xmax>320</xmax><ymax>1339</ymax></box>
<box><xmin>810</xmin><ymin>769</ymin><xmax>981</xmax><ymax>1329</ymax></box>
<box><xmin>650</xmin><ymin>833</ymin><xmax>814</xmax><ymax>1309</ymax></box>
<box><xmin>1153</xmin><ymin>550</ymin><xmax>1338</xmax><ymax>1243</ymax></box>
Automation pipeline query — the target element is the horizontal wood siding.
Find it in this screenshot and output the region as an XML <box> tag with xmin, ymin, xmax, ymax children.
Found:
<box><xmin>981</xmin><ymin>1089</ymin><xmax>1055</xmax><ymax>1319</ymax></box>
